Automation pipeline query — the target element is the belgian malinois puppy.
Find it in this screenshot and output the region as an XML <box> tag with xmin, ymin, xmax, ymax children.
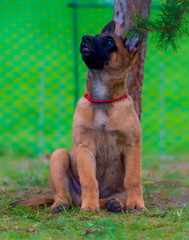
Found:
<box><xmin>12</xmin><ymin>21</ymin><xmax>145</xmax><ymax>213</ymax></box>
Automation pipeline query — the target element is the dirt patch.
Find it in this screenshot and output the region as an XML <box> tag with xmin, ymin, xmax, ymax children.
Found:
<box><xmin>145</xmin><ymin>180</ymin><xmax>189</xmax><ymax>209</ymax></box>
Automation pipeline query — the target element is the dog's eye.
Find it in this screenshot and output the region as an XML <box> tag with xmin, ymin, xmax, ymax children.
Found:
<box><xmin>105</xmin><ymin>38</ymin><xmax>114</xmax><ymax>46</ymax></box>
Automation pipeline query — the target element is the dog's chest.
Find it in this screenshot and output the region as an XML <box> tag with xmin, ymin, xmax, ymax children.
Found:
<box><xmin>93</xmin><ymin>108</ymin><xmax>123</xmax><ymax>142</ymax></box>
<box><xmin>93</xmin><ymin>108</ymin><xmax>123</xmax><ymax>148</ymax></box>
<box><xmin>93</xmin><ymin>108</ymin><xmax>125</xmax><ymax>193</ymax></box>
<box><xmin>94</xmin><ymin>108</ymin><xmax>107</xmax><ymax>126</ymax></box>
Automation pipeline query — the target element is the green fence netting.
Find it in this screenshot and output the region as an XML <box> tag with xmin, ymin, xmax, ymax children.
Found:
<box><xmin>0</xmin><ymin>0</ymin><xmax>189</xmax><ymax>156</ymax></box>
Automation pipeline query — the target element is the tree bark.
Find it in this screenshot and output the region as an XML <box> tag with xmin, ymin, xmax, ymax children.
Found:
<box><xmin>114</xmin><ymin>0</ymin><xmax>151</xmax><ymax>120</ymax></box>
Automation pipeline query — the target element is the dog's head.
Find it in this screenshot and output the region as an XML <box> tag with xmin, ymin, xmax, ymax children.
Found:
<box><xmin>80</xmin><ymin>20</ymin><xmax>143</xmax><ymax>71</ymax></box>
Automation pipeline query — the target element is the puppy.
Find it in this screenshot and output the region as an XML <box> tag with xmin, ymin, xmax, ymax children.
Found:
<box><xmin>11</xmin><ymin>21</ymin><xmax>145</xmax><ymax>213</ymax></box>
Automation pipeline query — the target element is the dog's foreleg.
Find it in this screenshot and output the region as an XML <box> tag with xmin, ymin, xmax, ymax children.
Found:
<box><xmin>50</xmin><ymin>149</ymin><xmax>72</xmax><ymax>213</ymax></box>
<box><xmin>76</xmin><ymin>146</ymin><xmax>100</xmax><ymax>212</ymax></box>
<box><xmin>124</xmin><ymin>141</ymin><xmax>145</xmax><ymax>210</ymax></box>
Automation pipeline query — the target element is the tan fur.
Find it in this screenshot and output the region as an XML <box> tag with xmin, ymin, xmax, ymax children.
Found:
<box><xmin>12</xmin><ymin>29</ymin><xmax>145</xmax><ymax>213</ymax></box>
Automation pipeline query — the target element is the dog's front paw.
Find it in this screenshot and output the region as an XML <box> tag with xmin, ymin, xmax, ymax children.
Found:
<box><xmin>81</xmin><ymin>201</ymin><xmax>100</xmax><ymax>212</ymax></box>
<box><xmin>81</xmin><ymin>206</ymin><xmax>100</xmax><ymax>212</ymax></box>
<box><xmin>126</xmin><ymin>198</ymin><xmax>145</xmax><ymax>211</ymax></box>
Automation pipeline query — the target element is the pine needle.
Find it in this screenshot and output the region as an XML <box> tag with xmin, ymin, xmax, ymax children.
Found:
<box><xmin>126</xmin><ymin>0</ymin><xmax>189</xmax><ymax>52</ymax></box>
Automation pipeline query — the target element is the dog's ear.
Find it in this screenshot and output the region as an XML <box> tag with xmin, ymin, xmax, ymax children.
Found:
<box><xmin>101</xmin><ymin>20</ymin><xmax>116</xmax><ymax>34</ymax></box>
<box><xmin>123</xmin><ymin>30</ymin><xmax>144</xmax><ymax>54</ymax></box>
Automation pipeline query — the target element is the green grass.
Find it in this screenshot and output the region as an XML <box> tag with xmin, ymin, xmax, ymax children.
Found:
<box><xmin>0</xmin><ymin>154</ymin><xmax>189</xmax><ymax>239</ymax></box>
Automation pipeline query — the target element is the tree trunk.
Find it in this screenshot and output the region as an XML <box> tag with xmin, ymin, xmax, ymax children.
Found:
<box><xmin>114</xmin><ymin>0</ymin><xmax>151</xmax><ymax>119</ymax></box>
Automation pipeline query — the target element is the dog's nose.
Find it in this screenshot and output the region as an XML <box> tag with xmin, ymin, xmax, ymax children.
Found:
<box><xmin>82</xmin><ymin>35</ymin><xmax>93</xmax><ymax>43</ymax></box>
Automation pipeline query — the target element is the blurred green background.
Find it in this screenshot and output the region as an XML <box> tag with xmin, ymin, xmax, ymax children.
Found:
<box><xmin>0</xmin><ymin>0</ymin><xmax>189</xmax><ymax>157</ymax></box>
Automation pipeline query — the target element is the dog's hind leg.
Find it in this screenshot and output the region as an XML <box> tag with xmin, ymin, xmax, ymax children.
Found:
<box><xmin>50</xmin><ymin>149</ymin><xmax>72</xmax><ymax>213</ymax></box>
<box><xmin>99</xmin><ymin>192</ymin><xmax>126</xmax><ymax>213</ymax></box>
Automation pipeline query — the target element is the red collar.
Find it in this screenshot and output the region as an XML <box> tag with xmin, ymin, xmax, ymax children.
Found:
<box><xmin>84</xmin><ymin>93</ymin><xmax>127</xmax><ymax>103</ymax></box>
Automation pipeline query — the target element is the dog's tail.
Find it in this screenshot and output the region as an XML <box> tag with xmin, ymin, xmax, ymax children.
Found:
<box><xmin>10</xmin><ymin>196</ymin><xmax>54</xmax><ymax>208</ymax></box>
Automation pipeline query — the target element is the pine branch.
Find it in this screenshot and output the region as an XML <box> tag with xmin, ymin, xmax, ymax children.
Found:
<box><xmin>126</xmin><ymin>0</ymin><xmax>189</xmax><ymax>52</ymax></box>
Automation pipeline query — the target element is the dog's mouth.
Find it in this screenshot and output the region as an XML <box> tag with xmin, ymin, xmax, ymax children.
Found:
<box><xmin>81</xmin><ymin>46</ymin><xmax>90</xmax><ymax>53</ymax></box>
<box><xmin>80</xmin><ymin>42</ymin><xmax>107</xmax><ymax>70</ymax></box>
<box><xmin>80</xmin><ymin>44</ymin><xmax>94</xmax><ymax>55</ymax></box>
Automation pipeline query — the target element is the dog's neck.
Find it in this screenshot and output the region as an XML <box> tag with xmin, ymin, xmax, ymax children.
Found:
<box><xmin>86</xmin><ymin>70</ymin><xmax>128</xmax><ymax>101</ymax></box>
